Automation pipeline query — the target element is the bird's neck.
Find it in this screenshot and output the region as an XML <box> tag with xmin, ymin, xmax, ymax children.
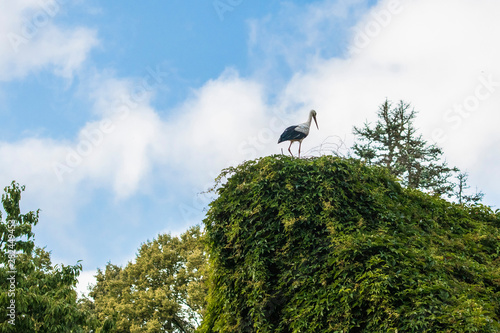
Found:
<box><xmin>306</xmin><ymin>112</ymin><xmax>313</xmax><ymax>127</ymax></box>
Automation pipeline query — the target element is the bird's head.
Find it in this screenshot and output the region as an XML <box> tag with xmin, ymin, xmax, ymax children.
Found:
<box><xmin>310</xmin><ymin>110</ymin><xmax>319</xmax><ymax>130</ymax></box>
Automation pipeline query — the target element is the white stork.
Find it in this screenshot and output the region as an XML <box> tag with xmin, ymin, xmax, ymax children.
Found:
<box><xmin>278</xmin><ymin>110</ymin><xmax>319</xmax><ymax>157</ymax></box>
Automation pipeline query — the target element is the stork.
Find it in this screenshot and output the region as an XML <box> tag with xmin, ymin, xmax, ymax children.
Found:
<box><xmin>278</xmin><ymin>110</ymin><xmax>319</xmax><ymax>157</ymax></box>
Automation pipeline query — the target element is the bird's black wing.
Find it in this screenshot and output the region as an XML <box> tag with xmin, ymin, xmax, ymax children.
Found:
<box><xmin>278</xmin><ymin>125</ymin><xmax>307</xmax><ymax>143</ymax></box>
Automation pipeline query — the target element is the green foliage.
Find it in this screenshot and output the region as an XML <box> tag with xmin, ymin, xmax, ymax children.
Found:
<box><xmin>200</xmin><ymin>156</ymin><xmax>500</xmax><ymax>332</ymax></box>
<box><xmin>0</xmin><ymin>181</ymin><xmax>93</xmax><ymax>332</ymax></box>
<box><xmin>352</xmin><ymin>100</ymin><xmax>458</xmax><ymax>196</ymax></box>
<box><xmin>88</xmin><ymin>225</ymin><xmax>208</xmax><ymax>332</ymax></box>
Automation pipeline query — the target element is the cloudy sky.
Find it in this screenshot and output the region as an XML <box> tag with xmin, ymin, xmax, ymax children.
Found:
<box><xmin>1</xmin><ymin>0</ymin><xmax>499</xmax><ymax>295</ymax></box>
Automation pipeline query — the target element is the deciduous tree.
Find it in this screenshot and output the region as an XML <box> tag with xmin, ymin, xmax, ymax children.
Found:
<box><xmin>88</xmin><ymin>225</ymin><xmax>207</xmax><ymax>333</ymax></box>
<box><xmin>0</xmin><ymin>181</ymin><xmax>93</xmax><ymax>332</ymax></box>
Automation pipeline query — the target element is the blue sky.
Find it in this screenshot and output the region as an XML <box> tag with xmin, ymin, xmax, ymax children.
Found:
<box><xmin>1</xmin><ymin>0</ymin><xmax>499</xmax><ymax>295</ymax></box>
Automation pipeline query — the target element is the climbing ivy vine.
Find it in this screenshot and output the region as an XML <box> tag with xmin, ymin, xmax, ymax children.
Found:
<box><xmin>200</xmin><ymin>155</ymin><xmax>500</xmax><ymax>332</ymax></box>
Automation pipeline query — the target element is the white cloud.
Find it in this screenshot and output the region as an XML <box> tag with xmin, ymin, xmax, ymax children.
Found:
<box><xmin>0</xmin><ymin>0</ymin><xmax>98</xmax><ymax>80</ymax></box>
<box><xmin>165</xmin><ymin>69</ymin><xmax>274</xmax><ymax>182</ymax></box>
<box><xmin>54</xmin><ymin>78</ymin><xmax>167</xmax><ymax>198</ymax></box>
<box><xmin>76</xmin><ymin>270</ymin><xmax>97</xmax><ymax>298</ymax></box>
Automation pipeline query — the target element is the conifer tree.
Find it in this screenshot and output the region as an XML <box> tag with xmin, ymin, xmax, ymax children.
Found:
<box><xmin>352</xmin><ymin>99</ymin><xmax>458</xmax><ymax>196</ymax></box>
<box><xmin>455</xmin><ymin>172</ymin><xmax>484</xmax><ymax>204</ymax></box>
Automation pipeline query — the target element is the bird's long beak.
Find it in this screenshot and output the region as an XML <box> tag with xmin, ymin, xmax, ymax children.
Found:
<box><xmin>313</xmin><ymin>114</ymin><xmax>319</xmax><ymax>130</ymax></box>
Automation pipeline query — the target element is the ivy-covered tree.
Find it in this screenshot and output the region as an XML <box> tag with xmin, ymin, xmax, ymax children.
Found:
<box><xmin>352</xmin><ymin>99</ymin><xmax>458</xmax><ymax>196</ymax></box>
<box><xmin>0</xmin><ymin>181</ymin><xmax>94</xmax><ymax>332</ymax></box>
<box><xmin>87</xmin><ymin>225</ymin><xmax>208</xmax><ymax>333</ymax></box>
<box><xmin>200</xmin><ymin>155</ymin><xmax>500</xmax><ymax>332</ymax></box>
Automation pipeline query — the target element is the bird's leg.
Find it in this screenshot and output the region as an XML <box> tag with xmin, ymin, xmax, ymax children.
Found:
<box><xmin>298</xmin><ymin>141</ymin><xmax>302</xmax><ymax>158</ymax></box>
<box><xmin>288</xmin><ymin>142</ymin><xmax>294</xmax><ymax>157</ymax></box>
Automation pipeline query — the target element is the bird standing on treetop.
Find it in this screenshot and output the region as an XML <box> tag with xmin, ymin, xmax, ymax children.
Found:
<box><xmin>278</xmin><ymin>110</ymin><xmax>319</xmax><ymax>158</ymax></box>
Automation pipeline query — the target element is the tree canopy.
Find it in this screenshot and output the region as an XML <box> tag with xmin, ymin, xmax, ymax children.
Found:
<box><xmin>87</xmin><ymin>225</ymin><xmax>208</xmax><ymax>333</ymax></box>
